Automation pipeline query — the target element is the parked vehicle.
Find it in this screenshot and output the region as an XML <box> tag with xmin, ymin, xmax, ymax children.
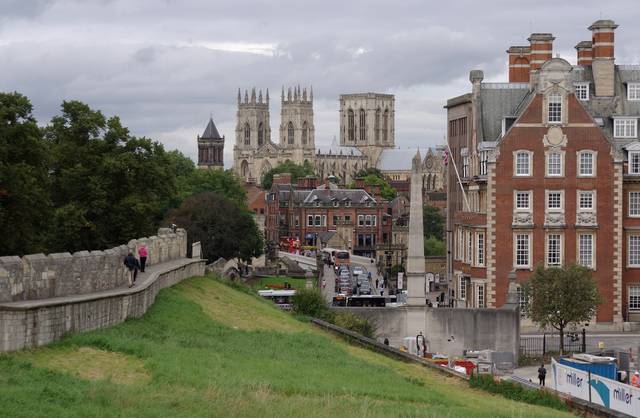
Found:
<box><xmin>334</xmin><ymin>250</ymin><xmax>350</xmax><ymax>268</ymax></box>
<box><xmin>352</xmin><ymin>266</ymin><xmax>365</xmax><ymax>276</ymax></box>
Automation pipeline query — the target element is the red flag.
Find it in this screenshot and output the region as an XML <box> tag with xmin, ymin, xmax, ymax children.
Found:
<box><xmin>443</xmin><ymin>148</ymin><xmax>449</xmax><ymax>166</ymax></box>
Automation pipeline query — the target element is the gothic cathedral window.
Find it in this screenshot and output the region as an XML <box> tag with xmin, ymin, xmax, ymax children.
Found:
<box><xmin>375</xmin><ymin>108</ymin><xmax>381</xmax><ymax>143</ymax></box>
<box><xmin>288</xmin><ymin>122</ymin><xmax>294</xmax><ymax>144</ymax></box>
<box><xmin>359</xmin><ymin>109</ymin><xmax>366</xmax><ymax>141</ymax></box>
<box><xmin>302</xmin><ymin>121</ymin><xmax>308</xmax><ymax>145</ymax></box>
<box><xmin>244</xmin><ymin>123</ymin><xmax>251</xmax><ymax>146</ymax></box>
<box><xmin>383</xmin><ymin>109</ymin><xmax>389</xmax><ymax>142</ymax></box>
<box><xmin>258</xmin><ymin>122</ymin><xmax>264</xmax><ymax>146</ymax></box>
<box><xmin>348</xmin><ymin>109</ymin><xmax>355</xmax><ymax>142</ymax></box>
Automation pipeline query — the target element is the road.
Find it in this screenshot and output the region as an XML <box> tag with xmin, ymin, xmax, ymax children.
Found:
<box><xmin>319</xmin><ymin>257</ymin><xmax>386</xmax><ymax>303</ymax></box>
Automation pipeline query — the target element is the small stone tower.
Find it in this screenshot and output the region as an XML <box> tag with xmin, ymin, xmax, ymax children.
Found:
<box><xmin>279</xmin><ymin>85</ymin><xmax>315</xmax><ymax>151</ymax></box>
<box><xmin>197</xmin><ymin>116</ymin><xmax>224</xmax><ymax>170</ymax></box>
<box><xmin>234</xmin><ymin>88</ymin><xmax>271</xmax><ymax>180</ymax></box>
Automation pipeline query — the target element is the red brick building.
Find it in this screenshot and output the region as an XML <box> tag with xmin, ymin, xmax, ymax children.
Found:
<box><xmin>446</xmin><ymin>20</ymin><xmax>640</xmax><ymax>328</ymax></box>
<box><xmin>264</xmin><ymin>175</ymin><xmax>393</xmax><ymax>258</ymax></box>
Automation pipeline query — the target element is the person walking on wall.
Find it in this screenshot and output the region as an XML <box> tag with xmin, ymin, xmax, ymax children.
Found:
<box><xmin>124</xmin><ymin>252</ymin><xmax>140</xmax><ymax>288</ymax></box>
<box><xmin>138</xmin><ymin>244</ymin><xmax>148</xmax><ymax>273</ymax></box>
<box><xmin>538</xmin><ymin>364</ymin><xmax>547</xmax><ymax>387</ymax></box>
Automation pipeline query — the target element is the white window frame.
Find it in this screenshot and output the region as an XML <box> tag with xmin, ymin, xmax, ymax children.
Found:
<box><xmin>629</xmin><ymin>285</ymin><xmax>640</xmax><ymax>311</ymax></box>
<box><xmin>372</xmin><ymin>215</ymin><xmax>377</xmax><ymax>227</ymax></box>
<box><xmin>358</xmin><ymin>215</ymin><xmax>364</xmax><ymax>226</ymax></box>
<box><xmin>629</xmin><ymin>151</ymin><xmax>640</xmax><ymax>175</ymax></box>
<box><xmin>614</xmin><ymin>118</ymin><xmax>638</xmax><ymax>139</ymax></box>
<box><xmin>314</xmin><ymin>215</ymin><xmax>322</xmax><ymax>227</ymax></box>
<box><xmin>546</xmin><ymin>233</ymin><xmax>562</xmax><ymax>267</ymax></box>
<box><xmin>514</xmin><ymin>190</ymin><xmax>532</xmax><ymax>211</ymax></box>
<box><xmin>546</xmin><ymin>190</ymin><xmax>564</xmax><ymax>211</ymax></box>
<box><xmin>575</xmin><ymin>83</ymin><xmax>589</xmax><ymax>101</ymax></box>
<box><xmin>514</xmin><ymin>233</ymin><xmax>532</xmax><ymax>269</ymax></box>
<box><xmin>476</xmin><ymin>283</ymin><xmax>485</xmax><ymax>308</ymax></box>
<box><xmin>578</xmin><ymin>233</ymin><xmax>595</xmax><ymax>269</ymax></box>
<box><xmin>514</xmin><ymin>151</ymin><xmax>532</xmax><ymax>177</ymax></box>
<box><xmin>577</xmin><ymin>151</ymin><xmax>596</xmax><ymax>177</ymax></box>
<box><xmin>577</xmin><ymin>190</ymin><xmax>596</xmax><ymax>212</ymax></box>
<box><xmin>628</xmin><ymin>83</ymin><xmax>640</xmax><ymax>101</ymax></box>
<box><xmin>548</xmin><ymin>92</ymin><xmax>562</xmax><ymax>124</ymax></box>
<box><xmin>467</xmin><ymin>231</ymin><xmax>473</xmax><ymax>264</ymax></box>
<box><xmin>307</xmin><ymin>215</ymin><xmax>314</xmax><ymax>226</ymax></box>
<box><xmin>629</xmin><ymin>192</ymin><xmax>640</xmax><ymax>217</ymax></box>
<box><xmin>629</xmin><ymin>235</ymin><xmax>640</xmax><ymax>267</ymax></box>
<box><xmin>459</xmin><ymin>276</ymin><xmax>467</xmax><ymax>300</ymax></box>
<box><xmin>476</xmin><ymin>232</ymin><xmax>485</xmax><ymax>267</ymax></box>
<box><xmin>365</xmin><ymin>215</ymin><xmax>372</xmax><ymax>227</ymax></box>
<box><xmin>546</xmin><ymin>151</ymin><xmax>563</xmax><ymax>177</ymax></box>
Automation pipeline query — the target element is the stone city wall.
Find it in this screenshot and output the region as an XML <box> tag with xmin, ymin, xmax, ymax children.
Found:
<box><xmin>0</xmin><ymin>228</ymin><xmax>187</xmax><ymax>303</ymax></box>
<box><xmin>0</xmin><ymin>258</ymin><xmax>205</xmax><ymax>352</ymax></box>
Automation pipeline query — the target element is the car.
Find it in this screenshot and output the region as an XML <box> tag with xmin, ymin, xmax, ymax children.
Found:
<box><xmin>352</xmin><ymin>266</ymin><xmax>365</xmax><ymax>276</ymax></box>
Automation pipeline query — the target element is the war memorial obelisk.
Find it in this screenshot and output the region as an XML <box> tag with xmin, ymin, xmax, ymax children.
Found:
<box><xmin>406</xmin><ymin>151</ymin><xmax>426</xmax><ymax>306</ymax></box>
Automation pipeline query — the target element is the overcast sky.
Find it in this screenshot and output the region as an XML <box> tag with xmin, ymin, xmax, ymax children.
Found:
<box><xmin>1</xmin><ymin>1</ymin><xmax>639</xmax><ymax>168</ymax></box>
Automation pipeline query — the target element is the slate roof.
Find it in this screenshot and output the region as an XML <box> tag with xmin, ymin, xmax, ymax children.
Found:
<box><xmin>200</xmin><ymin>117</ymin><xmax>222</xmax><ymax>139</ymax></box>
<box><xmin>316</xmin><ymin>137</ymin><xmax>364</xmax><ymax>157</ymax></box>
<box><xmin>303</xmin><ymin>189</ymin><xmax>376</xmax><ymax>205</ymax></box>
<box><xmin>479</xmin><ymin>83</ymin><xmax>530</xmax><ymax>142</ymax></box>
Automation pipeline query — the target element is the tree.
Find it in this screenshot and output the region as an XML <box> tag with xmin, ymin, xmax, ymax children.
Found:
<box><xmin>349</xmin><ymin>169</ymin><xmax>396</xmax><ymax>201</ymax></box>
<box><xmin>523</xmin><ymin>264</ymin><xmax>601</xmax><ymax>353</ymax></box>
<box><xmin>424</xmin><ymin>236</ymin><xmax>445</xmax><ymax>256</ymax></box>
<box><xmin>0</xmin><ymin>92</ymin><xmax>52</xmax><ymax>255</ymax></box>
<box><xmin>423</xmin><ymin>205</ymin><xmax>444</xmax><ymax>240</ymax></box>
<box><xmin>165</xmin><ymin>192</ymin><xmax>263</xmax><ymax>263</ymax></box>
<box><xmin>261</xmin><ymin>160</ymin><xmax>314</xmax><ymax>189</ymax></box>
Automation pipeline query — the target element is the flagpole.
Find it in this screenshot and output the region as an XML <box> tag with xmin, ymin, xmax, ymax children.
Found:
<box><xmin>445</xmin><ymin>142</ymin><xmax>471</xmax><ymax>212</ymax></box>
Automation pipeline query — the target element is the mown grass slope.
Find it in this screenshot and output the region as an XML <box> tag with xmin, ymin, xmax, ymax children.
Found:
<box><xmin>0</xmin><ymin>276</ymin><xmax>572</xmax><ymax>418</ymax></box>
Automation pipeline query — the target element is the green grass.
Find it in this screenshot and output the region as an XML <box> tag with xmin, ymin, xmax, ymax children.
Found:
<box><xmin>0</xmin><ymin>276</ymin><xmax>574</xmax><ymax>417</ymax></box>
<box><xmin>255</xmin><ymin>276</ymin><xmax>308</xmax><ymax>290</ymax></box>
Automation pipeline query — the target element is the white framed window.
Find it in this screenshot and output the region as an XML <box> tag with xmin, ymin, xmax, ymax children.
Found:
<box><xmin>575</xmin><ymin>83</ymin><xmax>589</xmax><ymax>101</ymax></box>
<box><xmin>546</xmin><ymin>190</ymin><xmax>563</xmax><ymax>211</ymax></box>
<box><xmin>479</xmin><ymin>150</ymin><xmax>489</xmax><ymax>176</ymax></box>
<box><xmin>546</xmin><ymin>152</ymin><xmax>563</xmax><ymax>176</ymax></box>
<box><xmin>372</xmin><ymin>215</ymin><xmax>377</xmax><ymax>226</ymax></box>
<box><xmin>515</xmin><ymin>151</ymin><xmax>532</xmax><ymax>176</ymax></box>
<box><xmin>467</xmin><ymin>231</ymin><xmax>473</xmax><ymax>264</ymax></box>
<box><xmin>629</xmin><ymin>285</ymin><xmax>640</xmax><ymax>311</ymax></box>
<box><xmin>358</xmin><ymin>215</ymin><xmax>364</xmax><ymax>226</ymax></box>
<box><xmin>314</xmin><ymin>215</ymin><xmax>322</xmax><ymax>226</ymax></box>
<box><xmin>578</xmin><ymin>233</ymin><xmax>594</xmax><ymax>269</ymax></box>
<box><xmin>548</xmin><ymin>92</ymin><xmax>562</xmax><ymax>124</ymax></box>
<box><xmin>630</xmin><ymin>192</ymin><xmax>640</xmax><ymax>217</ymax></box>
<box><xmin>578</xmin><ymin>190</ymin><xmax>595</xmax><ymax>211</ymax></box>
<box><xmin>629</xmin><ymin>152</ymin><xmax>640</xmax><ymax>174</ymax></box>
<box><xmin>629</xmin><ymin>235</ymin><xmax>640</xmax><ymax>267</ymax></box>
<box><xmin>462</xmin><ymin>155</ymin><xmax>469</xmax><ymax>177</ymax></box>
<box><xmin>628</xmin><ymin>83</ymin><xmax>640</xmax><ymax>101</ymax></box>
<box><xmin>515</xmin><ymin>233</ymin><xmax>531</xmax><ymax>268</ymax></box>
<box><xmin>307</xmin><ymin>215</ymin><xmax>313</xmax><ymax>226</ymax></box>
<box><xmin>546</xmin><ymin>234</ymin><xmax>562</xmax><ymax>267</ymax></box>
<box><xmin>578</xmin><ymin>151</ymin><xmax>596</xmax><ymax>177</ymax></box>
<box><xmin>615</xmin><ymin>118</ymin><xmax>638</xmax><ymax>138</ymax></box>
<box><xmin>515</xmin><ymin>191</ymin><xmax>532</xmax><ymax>211</ymax></box>
<box><xmin>365</xmin><ymin>215</ymin><xmax>372</xmax><ymax>226</ymax></box>
<box><xmin>459</xmin><ymin>276</ymin><xmax>466</xmax><ymax>300</ymax></box>
<box><xmin>476</xmin><ymin>232</ymin><xmax>485</xmax><ymax>266</ymax></box>
<box><xmin>476</xmin><ymin>283</ymin><xmax>485</xmax><ymax>308</ymax></box>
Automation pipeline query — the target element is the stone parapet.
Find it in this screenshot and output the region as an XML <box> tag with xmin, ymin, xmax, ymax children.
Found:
<box><xmin>0</xmin><ymin>228</ymin><xmax>187</xmax><ymax>303</ymax></box>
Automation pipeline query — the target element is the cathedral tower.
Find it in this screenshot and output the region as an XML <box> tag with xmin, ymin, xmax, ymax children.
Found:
<box><xmin>234</xmin><ymin>88</ymin><xmax>271</xmax><ymax>181</ymax></box>
<box><xmin>279</xmin><ymin>85</ymin><xmax>315</xmax><ymax>151</ymax></box>
<box><xmin>197</xmin><ymin>116</ymin><xmax>224</xmax><ymax>169</ymax></box>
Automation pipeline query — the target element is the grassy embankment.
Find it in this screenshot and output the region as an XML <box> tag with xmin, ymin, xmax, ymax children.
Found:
<box><xmin>254</xmin><ymin>276</ymin><xmax>307</xmax><ymax>290</ymax></box>
<box><xmin>0</xmin><ymin>276</ymin><xmax>572</xmax><ymax>417</ymax></box>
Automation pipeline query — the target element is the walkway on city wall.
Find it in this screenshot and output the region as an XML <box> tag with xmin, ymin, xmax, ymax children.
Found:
<box><xmin>0</xmin><ymin>229</ymin><xmax>205</xmax><ymax>352</ymax></box>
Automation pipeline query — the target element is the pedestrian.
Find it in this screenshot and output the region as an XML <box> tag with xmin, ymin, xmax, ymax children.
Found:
<box><xmin>632</xmin><ymin>371</ymin><xmax>640</xmax><ymax>387</ymax></box>
<box><xmin>123</xmin><ymin>252</ymin><xmax>140</xmax><ymax>288</ymax></box>
<box><xmin>538</xmin><ymin>364</ymin><xmax>547</xmax><ymax>387</ymax></box>
<box><xmin>375</xmin><ymin>278</ymin><xmax>379</xmax><ymax>289</ymax></box>
<box><xmin>321</xmin><ymin>278</ymin><xmax>326</xmax><ymax>289</ymax></box>
<box><xmin>138</xmin><ymin>244</ymin><xmax>148</xmax><ymax>273</ymax></box>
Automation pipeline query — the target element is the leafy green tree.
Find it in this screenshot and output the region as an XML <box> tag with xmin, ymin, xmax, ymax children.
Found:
<box><xmin>349</xmin><ymin>169</ymin><xmax>396</xmax><ymax>201</ymax></box>
<box><xmin>165</xmin><ymin>192</ymin><xmax>263</xmax><ymax>263</ymax></box>
<box><xmin>0</xmin><ymin>92</ymin><xmax>52</xmax><ymax>255</ymax></box>
<box><xmin>523</xmin><ymin>265</ymin><xmax>601</xmax><ymax>353</ymax></box>
<box><xmin>261</xmin><ymin>160</ymin><xmax>314</xmax><ymax>189</ymax></box>
<box><xmin>423</xmin><ymin>205</ymin><xmax>444</xmax><ymax>240</ymax></box>
<box><xmin>424</xmin><ymin>236</ymin><xmax>445</xmax><ymax>256</ymax></box>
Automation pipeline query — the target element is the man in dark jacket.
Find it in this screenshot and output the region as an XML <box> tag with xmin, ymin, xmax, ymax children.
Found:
<box><xmin>124</xmin><ymin>252</ymin><xmax>140</xmax><ymax>288</ymax></box>
<box><xmin>538</xmin><ymin>364</ymin><xmax>547</xmax><ymax>387</ymax></box>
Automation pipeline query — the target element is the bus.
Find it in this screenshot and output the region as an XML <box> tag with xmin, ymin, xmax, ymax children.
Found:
<box><xmin>334</xmin><ymin>250</ymin><xmax>351</xmax><ymax>268</ymax></box>
<box><xmin>258</xmin><ymin>289</ymin><xmax>296</xmax><ymax>310</ymax></box>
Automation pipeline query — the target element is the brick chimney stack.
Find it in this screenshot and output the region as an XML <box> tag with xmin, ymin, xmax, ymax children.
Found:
<box><xmin>589</xmin><ymin>19</ymin><xmax>618</xmax><ymax>97</ymax></box>
<box><xmin>575</xmin><ymin>41</ymin><xmax>593</xmax><ymax>66</ymax></box>
<box><xmin>507</xmin><ymin>46</ymin><xmax>531</xmax><ymax>82</ymax></box>
<box><xmin>528</xmin><ymin>33</ymin><xmax>555</xmax><ymax>71</ymax></box>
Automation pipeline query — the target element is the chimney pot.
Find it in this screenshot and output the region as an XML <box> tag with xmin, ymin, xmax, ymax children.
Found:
<box><xmin>506</xmin><ymin>46</ymin><xmax>531</xmax><ymax>83</ymax></box>
<box><xmin>589</xmin><ymin>19</ymin><xmax>618</xmax><ymax>97</ymax></box>
<box><xmin>527</xmin><ymin>33</ymin><xmax>555</xmax><ymax>71</ymax></box>
<box><xmin>575</xmin><ymin>41</ymin><xmax>593</xmax><ymax>66</ymax></box>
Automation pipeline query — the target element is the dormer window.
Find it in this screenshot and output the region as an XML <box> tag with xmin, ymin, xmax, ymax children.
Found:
<box><xmin>615</xmin><ymin>118</ymin><xmax>638</xmax><ymax>138</ymax></box>
<box><xmin>575</xmin><ymin>83</ymin><xmax>589</xmax><ymax>101</ymax></box>
<box><xmin>548</xmin><ymin>93</ymin><xmax>562</xmax><ymax>124</ymax></box>
<box><xmin>628</xmin><ymin>83</ymin><xmax>640</xmax><ymax>101</ymax></box>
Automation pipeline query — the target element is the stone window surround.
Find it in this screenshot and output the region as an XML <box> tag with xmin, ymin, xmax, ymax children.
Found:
<box><xmin>577</xmin><ymin>189</ymin><xmax>597</xmax><ymax>212</ymax></box>
<box><xmin>542</xmin><ymin>90</ymin><xmax>568</xmax><ymax>126</ymax></box>
<box><xmin>514</xmin><ymin>190</ymin><xmax>533</xmax><ymax>211</ymax></box>
<box><xmin>545</xmin><ymin>150</ymin><xmax>565</xmax><ymax>177</ymax></box>
<box><xmin>577</xmin><ymin>150</ymin><xmax>597</xmax><ymax>177</ymax></box>
<box><xmin>476</xmin><ymin>231</ymin><xmax>485</xmax><ymax>267</ymax></box>
<box><xmin>513</xmin><ymin>231</ymin><xmax>532</xmax><ymax>270</ymax></box>
<box><xmin>629</xmin><ymin>191</ymin><xmax>640</xmax><ymax>218</ymax></box>
<box><xmin>629</xmin><ymin>151</ymin><xmax>640</xmax><ymax>175</ymax></box>
<box><xmin>475</xmin><ymin>283</ymin><xmax>485</xmax><ymax>308</ymax></box>
<box><xmin>545</xmin><ymin>189</ymin><xmax>565</xmax><ymax>212</ymax></box>
<box><xmin>576</xmin><ymin>231</ymin><xmax>596</xmax><ymax>270</ymax></box>
<box><xmin>513</xmin><ymin>150</ymin><xmax>533</xmax><ymax>177</ymax></box>
<box><xmin>629</xmin><ymin>284</ymin><xmax>640</xmax><ymax>311</ymax></box>
<box><xmin>575</xmin><ymin>82</ymin><xmax>589</xmax><ymax>101</ymax></box>
<box><xmin>628</xmin><ymin>234</ymin><xmax>640</xmax><ymax>268</ymax></box>
<box><xmin>545</xmin><ymin>232</ymin><xmax>563</xmax><ymax>268</ymax></box>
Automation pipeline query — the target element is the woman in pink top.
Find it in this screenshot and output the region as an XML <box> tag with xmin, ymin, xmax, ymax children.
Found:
<box><xmin>138</xmin><ymin>245</ymin><xmax>148</xmax><ymax>272</ymax></box>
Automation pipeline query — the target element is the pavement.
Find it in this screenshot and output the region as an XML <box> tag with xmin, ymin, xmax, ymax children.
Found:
<box><xmin>319</xmin><ymin>258</ymin><xmax>386</xmax><ymax>303</ymax></box>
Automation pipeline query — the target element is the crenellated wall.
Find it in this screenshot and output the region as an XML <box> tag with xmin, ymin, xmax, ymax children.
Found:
<box><xmin>0</xmin><ymin>228</ymin><xmax>187</xmax><ymax>302</ymax></box>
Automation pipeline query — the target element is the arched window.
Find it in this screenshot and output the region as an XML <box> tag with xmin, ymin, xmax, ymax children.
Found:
<box><xmin>241</xmin><ymin>160</ymin><xmax>249</xmax><ymax>178</ymax></box>
<box><xmin>347</xmin><ymin>109</ymin><xmax>355</xmax><ymax>141</ymax></box>
<box><xmin>302</xmin><ymin>121</ymin><xmax>308</xmax><ymax>145</ymax></box>
<box><xmin>287</xmin><ymin>122</ymin><xmax>294</xmax><ymax>144</ymax></box>
<box><xmin>375</xmin><ymin>108</ymin><xmax>381</xmax><ymax>143</ymax></box>
<box><xmin>258</xmin><ymin>122</ymin><xmax>264</xmax><ymax>146</ymax></box>
<box><xmin>244</xmin><ymin>123</ymin><xmax>251</xmax><ymax>145</ymax></box>
<box><xmin>359</xmin><ymin>108</ymin><xmax>366</xmax><ymax>141</ymax></box>
<box><xmin>548</xmin><ymin>93</ymin><xmax>562</xmax><ymax>124</ymax></box>
<box><xmin>383</xmin><ymin>109</ymin><xmax>389</xmax><ymax>142</ymax></box>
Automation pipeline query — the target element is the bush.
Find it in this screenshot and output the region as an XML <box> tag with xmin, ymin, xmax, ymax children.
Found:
<box><xmin>291</xmin><ymin>288</ymin><xmax>331</xmax><ymax>320</ymax></box>
<box><xmin>332</xmin><ymin>312</ymin><xmax>376</xmax><ymax>339</ymax></box>
<box><xmin>469</xmin><ymin>374</ymin><xmax>566</xmax><ymax>411</ymax></box>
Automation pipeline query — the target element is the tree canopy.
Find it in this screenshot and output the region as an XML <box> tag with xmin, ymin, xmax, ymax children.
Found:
<box><xmin>523</xmin><ymin>264</ymin><xmax>601</xmax><ymax>352</ymax></box>
<box><xmin>165</xmin><ymin>192</ymin><xmax>264</xmax><ymax>263</ymax></box>
<box><xmin>423</xmin><ymin>205</ymin><xmax>444</xmax><ymax>240</ymax></box>
<box><xmin>349</xmin><ymin>168</ymin><xmax>396</xmax><ymax>201</ymax></box>
<box><xmin>261</xmin><ymin>160</ymin><xmax>314</xmax><ymax>189</ymax></box>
